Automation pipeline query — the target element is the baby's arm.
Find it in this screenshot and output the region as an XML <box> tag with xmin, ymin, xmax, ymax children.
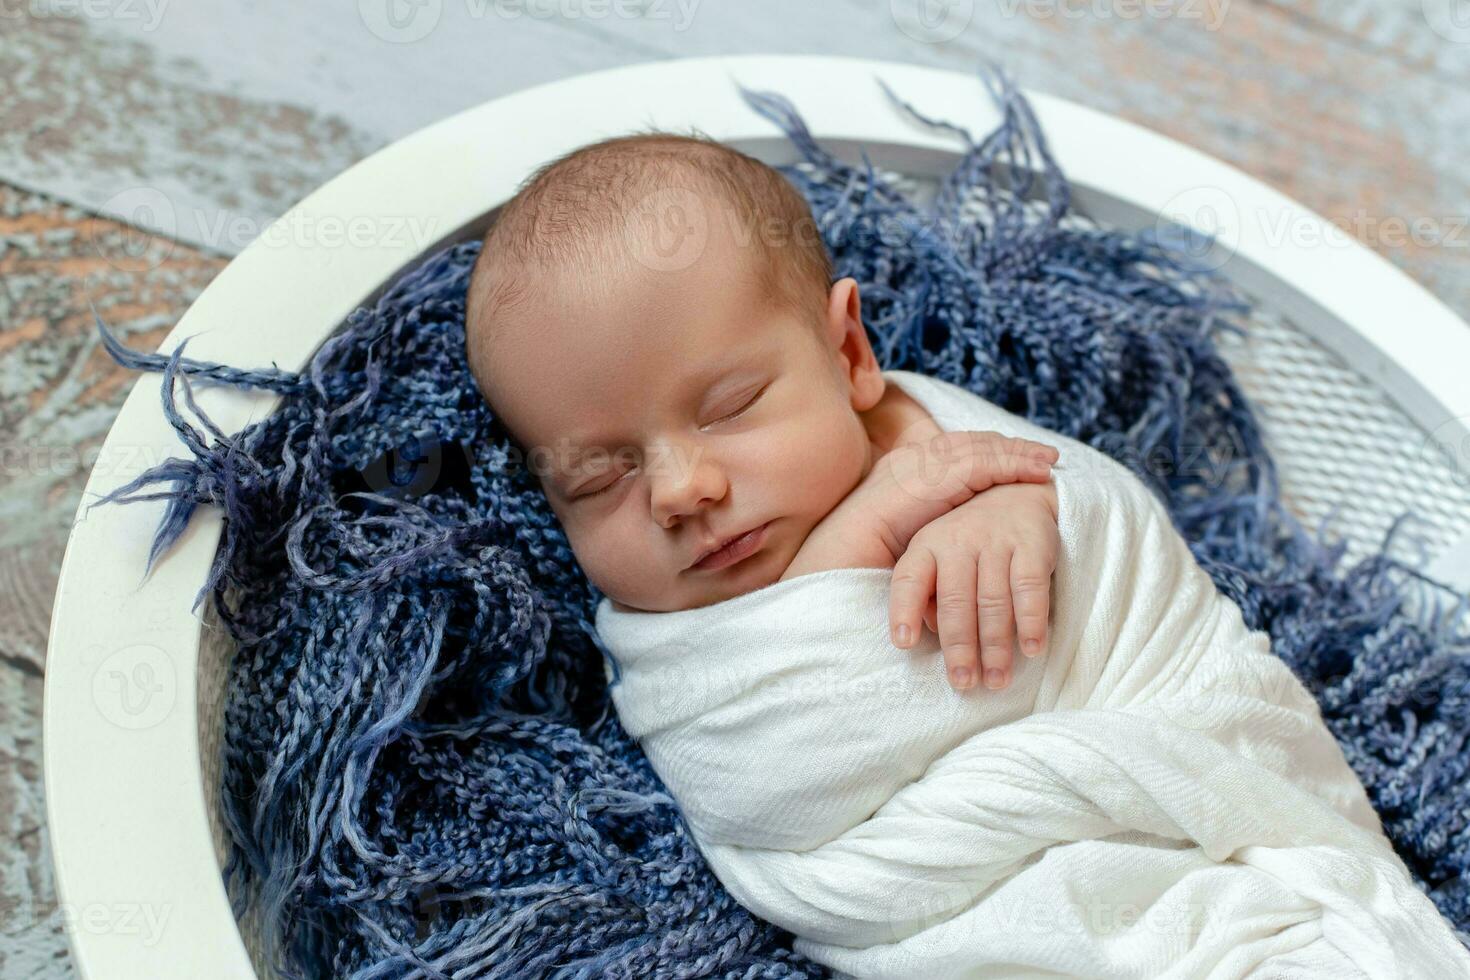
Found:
<box><xmin>781</xmin><ymin>430</ymin><xmax>1057</xmax><ymax>577</ymax></box>
<box><xmin>780</xmin><ymin>430</ymin><xmax>1060</xmax><ymax>691</ymax></box>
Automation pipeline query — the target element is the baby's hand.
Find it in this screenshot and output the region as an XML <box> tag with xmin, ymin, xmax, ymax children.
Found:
<box><xmin>890</xmin><ymin>481</ymin><xmax>1060</xmax><ymax>693</ymax></box>
<box><xmin>782</xmin><ymin>431</ymin><xmax>1059</xmax><ymax>581</ymax></box>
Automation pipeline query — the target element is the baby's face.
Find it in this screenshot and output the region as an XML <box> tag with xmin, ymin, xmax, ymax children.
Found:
<box><xmin>479</xmin><ymin>223</ymin><xmax>883</xmax><ymax>613</ymax></box>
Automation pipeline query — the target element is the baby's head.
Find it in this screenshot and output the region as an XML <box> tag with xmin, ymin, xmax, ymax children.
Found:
<box><xmin>465</xmin><ymin>132</ymin><xmax>887</xmax><ymax>613</ymax></box>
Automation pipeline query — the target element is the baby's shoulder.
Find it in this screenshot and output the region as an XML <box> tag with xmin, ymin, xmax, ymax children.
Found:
<box><xmin>887</xmin><ymin>371</ymin><xmax>1165</xmax><ymax>525</ymax></box>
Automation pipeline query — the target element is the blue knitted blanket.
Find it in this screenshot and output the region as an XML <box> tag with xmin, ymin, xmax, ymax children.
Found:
<box><xmin>94</xmin><ymin>72</ymin><xmax>1469</xmax><ymax>978</ymax></box>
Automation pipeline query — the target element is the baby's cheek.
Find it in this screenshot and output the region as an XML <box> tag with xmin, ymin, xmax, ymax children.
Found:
<box><xmin>559</xmin><ymin>521</ymin><xmax>610</xmax><ymax>586</ymax></box>
<box><xmin>777</xmin><ymin>415</ymin><xmax>867</xmax><ymax>520</ymax></box>
<box><xmin>569</xmin><ymin>518</ymin><xmax>663</xmax><ymax>606</ymax></box>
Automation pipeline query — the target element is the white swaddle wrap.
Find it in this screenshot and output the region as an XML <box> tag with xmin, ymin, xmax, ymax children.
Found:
<box><xmin>595</xmin><ymin>369</ymin><xmax>1470</xmax><ymax>978</ymax></box>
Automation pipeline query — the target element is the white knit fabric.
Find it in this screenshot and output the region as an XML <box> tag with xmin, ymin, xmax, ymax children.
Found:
<box><xmin>595</xmin><ymin>369</ymin><xmax>1470</xmax><ymax>979</ymax></box>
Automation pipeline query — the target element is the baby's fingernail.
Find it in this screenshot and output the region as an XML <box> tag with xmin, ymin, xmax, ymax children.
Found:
<box><xmin>984</xmin><ymin>668</ymin><xmax>1007</xmax><ymax>690</ymax></box>
<box><xmin>950</xmin><ymin>666</ymin><xmax>974</xmax><ymax>689</ymax></box>
<box><xmin>895</xmin><ymin>624</ymin><xmax>912</xmax><ymax>647</ymax></box>
<box><xmin>1024</xmin><ymin>639</ymin><xmax>1041</xmax><ymax>657</ymax></box>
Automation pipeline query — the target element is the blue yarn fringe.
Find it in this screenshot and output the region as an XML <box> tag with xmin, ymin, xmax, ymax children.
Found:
<box><xmin>91</xmin><ymin>68</ymin><xmax>1470</xmax><ymax>977</ymax></box>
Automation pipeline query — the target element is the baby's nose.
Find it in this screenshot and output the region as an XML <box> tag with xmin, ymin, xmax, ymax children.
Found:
<box><xmin>651</xmin><ymin>451</ymin><xmax>726</xmax><ymax>527</ymax></box>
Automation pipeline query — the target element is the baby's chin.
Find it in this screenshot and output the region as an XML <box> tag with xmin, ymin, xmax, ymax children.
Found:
<box><xmin>612</xmin><ymin>537</ymin><xmax>792</xmax><ymax>614</ymax></box>
<box><xmin>691</xmin><ymin>559</ymin><xmax>787</xmax><ymax>608</ymax></box>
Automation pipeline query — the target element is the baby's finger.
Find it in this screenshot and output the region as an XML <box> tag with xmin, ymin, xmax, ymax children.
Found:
<box><xmin>978</xmin><ymin>434</ymin><xmax>1057</xmax><ymax>487</ymax></box>
<box><xmin>920</xmin><ymin>433</ymin><xmax>1054</xmax><ymax>504</ymax></box>
<box><xmin>987</xmin><ymin>433</ymin><xmax>1059</xmax><ymax>470</ymax></box>
<box><xmin>935</xmin><ymin>553</ymin><xmax>981</xmax><ymax>691</ymax></box>
<box><xmin>889</xmin><ymin>545</ymin><xmax>937</xmax><ymax>650</ymax></box>
<box><xmin>977</xmin><ymin>547</ymin><xmax>1016</xmax><ymax>690</ymax></box>
<box><xmin>924</xmin><ymin>595</ymin><xmax>937</xmax><ymax>636</ymax></box>
<box><xmin>1011</xmin><ymin>549</ymin><xmax>1052</xmax><ymax>659</ymax></box>
<box><xmin>1013</xmin><ymin>437</ymin><xmax>1060</xmax><ymax>465</ymax></box>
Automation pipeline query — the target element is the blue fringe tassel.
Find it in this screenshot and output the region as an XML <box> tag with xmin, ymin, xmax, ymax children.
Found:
<box><xmin>91</xmin><ymin>67</ymin><xmax>1470</xmax><ymax>977</ymax></box>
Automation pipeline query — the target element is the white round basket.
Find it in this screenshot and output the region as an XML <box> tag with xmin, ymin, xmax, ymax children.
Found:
<box><xmin>43</xmin><ymin>54</ymin><xmax>1470</xmax><ymax>979</ymax></box>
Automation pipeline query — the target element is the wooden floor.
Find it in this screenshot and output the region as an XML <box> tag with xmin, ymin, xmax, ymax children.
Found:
<box><xmin>2</xmin><ymin>2</ymin><xmax>1467</xmax><ymax>975</ymax></box>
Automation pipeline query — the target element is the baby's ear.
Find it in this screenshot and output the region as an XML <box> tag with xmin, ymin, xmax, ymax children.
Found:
<box><xmin>825</xmin><ymin>277</ymin><xmax>862</xmax><ymax>335</ymax></box>
<box><xmin>825</xmin><ymin>278</ymin><xmax>884</xmax><ymax>411</ymax></box>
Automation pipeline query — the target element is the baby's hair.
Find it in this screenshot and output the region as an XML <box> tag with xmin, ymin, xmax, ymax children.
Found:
<box><xmin>465</xmin><ymin>129</ymin><xmax>834</xmax><ymax>403</ymax></box>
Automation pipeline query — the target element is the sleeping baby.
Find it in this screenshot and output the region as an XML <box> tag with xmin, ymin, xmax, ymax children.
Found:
<box><xmin>465</xmin><ymin>134</ymin><xmax>1470</xmax><ymax>977</ymax></box>
<box><xmin>465</xmin><ymin>132</ymin><xmax>1065</xmax><ymax>695</ymax></box>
